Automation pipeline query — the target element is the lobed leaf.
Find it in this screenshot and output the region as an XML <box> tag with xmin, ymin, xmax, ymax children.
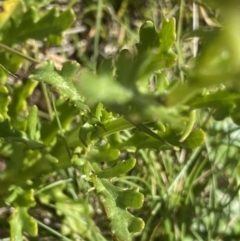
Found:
<box><xmin>161</xmin><ymin>128</ymin><xmax>206</xmax><ymax>149</ymax></box>
<box><xmin>9</xmin><ymin>207</ymin><xmax>38</xmax><ymax>241</ymax></box>
<box><xmin>92</xmin><ymin>176</ymin><xmax>145</xmax><ymax>241</ymax></box>
<box><xmin>0</xmin><ymin>119</ymin><xmax>45</xmax><ymax>149</ymax></box>
<box><xmin>57</xmin><ymin>201</ymin><xmax>92</xmax><ymax>238</ymax></box>
<box><xmin>136</xmin><ymin>20</ymin><xmax>159</xmax><ymax>53</ymax></box>
<box><xmin>29</xmin><ymin>60</ymin><xmax>90</xmax><ymax>111</ymax></box>
<box><xmin>123</xmin><ymin>128</ymin><xmax>205</xmax><ymax>150</ymax></box>
<box><xmin>96</xmin><ymin>158</ymin><xmax>136</xmax><ymax>178</ymax></box>
<box><xmin>2</xmin><ymin>8</ymin><xmax>75</xmax><ymax>44</ymax></box>
<box><xmin>8</xmin><ymin>188</ymin><xmax>37</xmax><ymax>240</ymax></box>
<box><xmin>117</xmin><ymin>188</ymin><xmax>144</xmax><ymax>209</ymax></box>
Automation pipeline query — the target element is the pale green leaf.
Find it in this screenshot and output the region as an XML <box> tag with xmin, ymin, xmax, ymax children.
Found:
<box><xmin>76</xmin><ymin>71</ymin><xmax>133</xmax><ymax>104</ymax></box>
<box><xmin>9</xmin><ymin>207</ymin><xmax>38</xmax><ymax>241</ymax></box>
<box><xmin>27</xmin><ymin>105</ymin><xmax>38</xmax><ymax>140</ymax></box>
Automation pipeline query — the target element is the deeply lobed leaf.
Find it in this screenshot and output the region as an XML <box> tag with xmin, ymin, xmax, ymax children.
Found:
<box><xmin>92</xmin><ymin>176</ymin><xmax>144</xmax><ymax>241</ymax></box>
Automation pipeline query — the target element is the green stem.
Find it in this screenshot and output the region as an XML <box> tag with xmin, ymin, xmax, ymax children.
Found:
<box><xmin>93</xmin><ymin>0</ymin><xmax>103</xmax><ymax>73</ymax></box>
<box><xmin>107</xmin><ymin>6</ymin><xmax>138</xmax><ymax>41</ymax></box>
<box><xmin>0</xmin><ymin>64</ymin><xmax>18</xmax><ymax>78</ymax></box>
<box><xmin>0</xmin><ymin>42</ymin><xmax>40</xmax><ymax>64</ymax></box>
<box><xmin>41</xmin><ymin>83</ymin><xmax>54</xmax><ymax>121</ymax></box>
<box><xmin>36</xmin><ymin>220</ymin><xmax>73</xmax><ymax>241</ymax></box>
<box><xmin>176</xmin><ymin>0</ymin><xmax>185</xmax><ymax>82</ymax></box>
<box><xmin>151</xmin><ymin>146</ymin><xmax>203</xmax><ymax>215</ymax></box>
<box><xmin>51</xmin><ymin>94</ymin><xmax>72</xmax><ymax>159</ymax></box>
<box><xmin>35</xmin><ymin>178</ymin><xmax>73</xmax><ymax>195</ymax></box>
<box><xmin>141</xmin><ymin>147</ymin><xmax>203</xmax><ymax>241</ymax></box>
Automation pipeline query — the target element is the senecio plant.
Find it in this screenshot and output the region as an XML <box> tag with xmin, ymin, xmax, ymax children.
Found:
<box><xmin>1</xmin><ymin>0</ymin><xmax>240</xmax><ymax>240</ymax></box>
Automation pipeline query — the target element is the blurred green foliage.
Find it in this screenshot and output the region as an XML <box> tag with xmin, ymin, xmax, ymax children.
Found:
<box><xmin>0</xmin><ymin>0</ymin><xmax>240</xmax><ymax>240</ymax></box>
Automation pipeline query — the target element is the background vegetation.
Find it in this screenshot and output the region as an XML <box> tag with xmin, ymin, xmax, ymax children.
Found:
<box><xmin>1</xmin><ymin>0</ymin><xmax>240</xmax><ymax>240</ymax></box>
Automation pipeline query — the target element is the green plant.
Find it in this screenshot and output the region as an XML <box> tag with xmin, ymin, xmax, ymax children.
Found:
<box><xmin>1</xmin><ymin>0</ymin><xmax>240</xmax><ymax>240</ymax></box>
